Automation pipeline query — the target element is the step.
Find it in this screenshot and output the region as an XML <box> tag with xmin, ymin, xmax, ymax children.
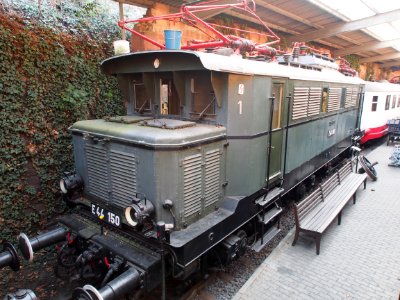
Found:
<box><xmin>251</xmin><ymin>227</ymin><xmax>281</xmax><ymax>252</ymax></box>
<box><xmin>257</xmin><ymin>206</ymin><xmax>283</xmax><ymax>225</ymax></box>
<box><xmin>255</xmin><ymin>188</ymin><xmax>284</xmax><ymax>207</ymax></box>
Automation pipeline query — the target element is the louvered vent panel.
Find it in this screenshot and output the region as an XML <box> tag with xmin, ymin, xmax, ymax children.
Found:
<box><xmin>308</xmin><ymin>87</ymin><xmax>322</xmax><ymax>116</ymax></box>
<box><xmin>204</xmin><ymin>149</ymin><xmax>220</xmax><ymax>207</ymax></box>
<box><xmin>183</xmin><ymin>154</ymin><xmax>202</xmax><ymax>218</ymax></box>
<box><xmin>86</xmin><ymin>145</ymin><xmax>109</xmax><ymax>201</ymax></box>
<box><xmin>328</xmin><ymin>88</ymin><xmax>341</xmax><ymax>112</ymax></box>
<box><xmin>347</xmin><ymin>88</ymin><xmax>358</xmax><ymax>108</ymax></box>
<box><xmin>292</xmin><ymin>87</ymin><xmax>309</xmax><ymax>120</ymax></box>
<box><xmin>344</xmin><ymin>89</ymin><xmax>353</xmax><ymax>108</ymax></box>
<box><xmin>110</xmin><ymin>151</ymin><xmax>137</xmax><ymax>208</ymax></box>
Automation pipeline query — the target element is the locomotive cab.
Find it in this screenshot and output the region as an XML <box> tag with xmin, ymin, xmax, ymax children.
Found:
<box><xmin>69</xmin><ymin>51</ymin><xmax>230</xmax><ymax>231</ymax></box>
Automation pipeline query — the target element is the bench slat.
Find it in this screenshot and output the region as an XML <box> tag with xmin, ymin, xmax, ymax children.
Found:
<box><xmin>301</xmin><ymin>182</ymin><xmax>358</xmax><ymax>231</ymax></box>
<box><xmin>314</xmin><ymin>180</ymin><xmax>365</xmax><ymax>231</ymax></box>
<box><xmin>297</xmin><ymin>189</ymin><xmax>322</xmax><ymax>219</ymax></box>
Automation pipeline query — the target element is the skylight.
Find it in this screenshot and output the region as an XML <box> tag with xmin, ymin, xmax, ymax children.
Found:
<box><xmin>308</xmin><ymin>0</ymin><xmax>400</xmax><ymax>52</ymax></box>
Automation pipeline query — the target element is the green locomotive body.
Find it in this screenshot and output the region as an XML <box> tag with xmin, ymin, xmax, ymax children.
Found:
<box><xmin>3</xmin><ymin>50</ymin><xmax>365</xmax><ymax>299</ymax></box>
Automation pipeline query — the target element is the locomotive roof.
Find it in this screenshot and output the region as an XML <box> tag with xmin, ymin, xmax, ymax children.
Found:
<box><xmin>364</xmin><ymin>81</ymin><xmax>400</xmax><ymax>92</ymax></box>
<box><xmin>102</xmin><ymin>50</ymin><xmax>364</xmax><ymax>85</ymax></box>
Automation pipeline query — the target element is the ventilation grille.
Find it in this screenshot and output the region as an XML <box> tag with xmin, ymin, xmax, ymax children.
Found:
<box><xmin>86</xmin><ymin>144</ymin><xmax>137</xmax><ymax>208</ymax></box>
<box><xmin>308</xmin><ymin>88</ymin><xmax>322</xmax><ymax>116</ymax></box>
<box><xmin>345</xmin><ymin>88</ymin><xmax>358</xmax><ymax>108</ymax></box>
<box><xmin>344</xmin><ymin>89</ymin><xmax>352</xmax><ymax>108</ymax></box>
<box><xmin>292</xmin><ymin>87</ymin><xmax>309</xmax><ymax>120</ymax></box>
<box><xmin>328</xmin><ymin>88</ymin><xmax>341</xmax><ymax>112</ymax></box>
<box><xmin>110</xmin><ymin>151</ymin><xmax>137</xmax><ymax>208</ymax></box>
<box><xmin>183</xmin><ymin>154</ymin><xmax>202</xmax><ymax>218</ymax></box>
<box><xmin>86</xmin><ymin>145</ymin><xmax>109</xmax><ymax>201</ymax></box>
<box><xmin>204</xmin><ymin>150</ymin><xmax>221</xmax><ymax>207</ymax></box>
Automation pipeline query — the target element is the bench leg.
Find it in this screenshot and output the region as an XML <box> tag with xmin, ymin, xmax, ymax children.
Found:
<box><xmin>316</xmin><ymin>235</ymin><xmax>321</xmax><ymax>255</ymax></box>
<box><xmin>292</xmin><ymin>228</ymin><xmax>300</xmax><ymax>246</ymax></box>
<box><xmin>353</xmin><ymin>193</ymin><xmax>357</xmax><ymax>204</ymax></box>
<box><xmin>338</xmin><ymin>211</ymin><xmax>342</xmax><ymax>225</ymax></box>
<box><xmin>364</xmin><ymin>179</ymin><xmax>366</xmax><ymax>189</ymax></box>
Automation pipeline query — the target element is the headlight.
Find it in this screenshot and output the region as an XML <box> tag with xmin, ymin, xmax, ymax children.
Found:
<box><xmin>59</xmin><ymin>172</ymin><xmax>83</xmax><ymax>194</ymax></box>
<box><xmin>124</xmin><ymin>198</ymin><xmax>154</xmax><ymax>228</ymax></box>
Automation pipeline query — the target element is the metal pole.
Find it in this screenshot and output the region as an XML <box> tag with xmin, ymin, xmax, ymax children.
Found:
<box><xmin>356</xmin><ymin>91</ymin><xmax>365</xmax><ymax>130</ymax></box>
<box><xmin>157</xmin><ymin>222</ymin><xmax>166</xmax><ymax>300</ymax></box>
<box><xmin>260</xmin><ymin>205</ymin><xmax>264</xmax><ymax>245</ymax></box>
<box><xmin>119</xmin><ymin>1</ymin><xmax>126</xmax><ymax>40</ymax></box>
<box><xmin>282</xmin><ymin>93</ymin><xmax>292</xmax><ymax>181</ymax></box>
<box><xmin>266</xmin><ymin>95</ymin><xmax>275</xmax><ymax>191</ymax></box>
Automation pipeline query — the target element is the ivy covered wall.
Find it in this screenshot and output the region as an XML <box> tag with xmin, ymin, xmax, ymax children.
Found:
<box><xmin>0</xmin><ymin>12</ymin><xmax>124</xmax><ymax>241</ymax></box>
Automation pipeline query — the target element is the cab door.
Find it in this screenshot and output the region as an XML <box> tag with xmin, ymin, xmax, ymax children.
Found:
<box><xmin>267</xmin><ymin>80</ymin><xmax>286</xmax><ymax>182</ymax></box>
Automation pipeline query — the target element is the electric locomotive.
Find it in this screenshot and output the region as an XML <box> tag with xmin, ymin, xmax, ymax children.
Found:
<box><xmin>1</xmin><ymin>49</ymin><xmax>364</xmax><ymax>299</ymax></box>
<box><xmin>0</xmin><ymin>2</ymin><xmax>366</xmax><ymax>299</ymax></box>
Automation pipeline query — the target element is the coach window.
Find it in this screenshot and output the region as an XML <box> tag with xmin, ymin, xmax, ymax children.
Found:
<box><xmin>321</xmin><ymin>87</ymin><xmax>328</xmax><ymax>113</ymax></box>
<box><xmin>392</xmin><ymin>95</ymin><xmax>396</xmax><ymax>109</ymax></box>
<box><xmin>371</xmin><ymin>96</ymin><xmax>378</xmax><ymax>112</ymax></box>
<box><xmin>385</xmin><ymin>95</ymin><xmax>391</xmax><ymax>110</ymax></box>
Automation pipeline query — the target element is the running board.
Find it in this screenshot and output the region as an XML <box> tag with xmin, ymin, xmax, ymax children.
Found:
<box><xmin>251</xmin><ymin>227</ymin><xmax>281</xmax><ymax>252</ymax></box>
<box><xmin>257</xmin><ymin>205</ymin><xmax>283</xmax><ymax>225</ymax></box>
<box><xmin>255</xmin><ymin>188</ymin><xmax>284</xmax><ymax>207</ymax></box>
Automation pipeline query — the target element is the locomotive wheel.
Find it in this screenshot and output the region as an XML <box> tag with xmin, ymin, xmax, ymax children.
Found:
<box><xmin>236</xmin><ymin>230</ymin><xmax>248</xmax><ymax>257</ymax></box>
<box><xmin>295</xmin><ymin>183</ymin><xmax>307</xmax><ymax>200</ymax></box>
<box><xmin>359</xmin><ymin>156</ymin><xmax>378</xmax><ymax>181</ymax></box>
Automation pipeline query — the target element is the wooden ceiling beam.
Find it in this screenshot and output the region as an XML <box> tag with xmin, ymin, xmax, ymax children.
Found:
<box><xmin>287</xmin><ymin>9</ymin><xmax>400</xmax><ymax>43</ymax></box>
<box><xmin>360</xmin><ymin>52</ymin><xmax>400</xmax><ymax>63</ymax></box>
<box><xmin>221</xmin><ymin>11</ymin><xmax>347</xmax><ymax>50</ymax></box>
<box><xmin>336</xmin><ymin>34</ymin><xmax>361</xmax><ymax>46</ymax></box>
<box><xmin>255</xmin><ymin>0</ymin><xmax>323</xmax><ymax>29</ymax></box>
<box><xmin>194</xmin><ymin>0</ymin><xmax>235</xmax><ymax>20</ymax></box>
<box><xmin>333</xmin><ymin>38</ymin><xmax>400</xmax><ymax>56</ymax></box>
<box><xmin>227</xmin><ymin>11</ymin><xmax>299</xmax><ymax>35</ymax></box>
<box><xmin>313</xmin><ymin>39</ymin><xmax>343</xmax><ymax>50</ymax></box>
<box><xmin>113</xmin><ymin>0</ymin><xmax>152</xmax><ymax>9</ymax></box>
<box><xmin>255</xmin><ymin>1</ymin><xmax>361</xmax><ymax>46</ymax></box>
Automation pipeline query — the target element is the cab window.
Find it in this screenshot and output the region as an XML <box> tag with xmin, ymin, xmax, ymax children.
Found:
<box><xmin>134</xmin><ymin>83</ymin><xmax>151</xmax><ymax>113</ymax></box>
<box><xmin>160</xmin><ymin>77</ymin><xmax>180</xmax><ymax>115</ymax></box>
<box><xmin>321</xmin><ymin>87</ymin><xmax>328</xmax><ymax>113</ymax></box>
<box><xmin>190</xmin><ymin>72</ymin><xmax>215</xmax><ymax>119</ymax></box>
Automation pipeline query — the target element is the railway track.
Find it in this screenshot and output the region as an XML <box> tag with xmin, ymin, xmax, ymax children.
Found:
<box><xmin>177</xmin><ymin>203</ymin><xmax>296</xmax><ymax>300</ymax></box>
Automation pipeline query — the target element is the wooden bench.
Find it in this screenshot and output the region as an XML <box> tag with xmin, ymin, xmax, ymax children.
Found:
<box><xmin>292</xmin><ymin>161</ymin><xmax>368</xmax><ymax>255</ymax></box>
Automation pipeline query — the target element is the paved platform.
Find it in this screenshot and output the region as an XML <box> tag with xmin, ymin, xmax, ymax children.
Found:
<box><xmin>234</xmin><ymin>144</ymin><xmax>400</xmax><ymax>300</ymax></box>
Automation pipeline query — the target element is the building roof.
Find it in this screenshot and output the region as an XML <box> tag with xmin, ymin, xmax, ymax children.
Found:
<box><xmin>114</xmin><ymin>0</ymin><xmax>400</xmax><ymax>69</ymax></box>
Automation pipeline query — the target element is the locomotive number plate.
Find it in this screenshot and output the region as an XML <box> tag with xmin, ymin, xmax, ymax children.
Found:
<box><xmin>91</xmin><ymin>203</ymin><xmax>121</xmax><ymax>228</ymax></box>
